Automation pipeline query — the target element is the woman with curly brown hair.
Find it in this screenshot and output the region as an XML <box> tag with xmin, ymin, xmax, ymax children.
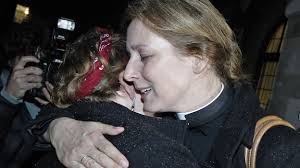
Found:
<box><xmin>33</xmin><ymin>27</ymin><xmax>202</xmax><ymax>168</ymax></box>
<box><xmin>51</xmin><ymin>27</ymin><xmax>131</xmax><ymax>108</ymax></box>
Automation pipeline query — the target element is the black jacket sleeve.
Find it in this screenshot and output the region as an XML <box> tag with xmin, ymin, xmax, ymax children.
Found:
<box><xmin>256</xmin><ymin>126</ymin><xmax>300</xmax><ymax>168</ymax></box>
<box><xmin>0</xmin><ymin>94</ymin><xmax>20</xmax><ymax>139</ymax></box>
<box><xmin>0</xmin><ymin>95</ymin><xmax>37</xmax><ymax>168</ymax></box>
<box><xmin>34</xmin><ymin>135</ymin><xmax>203</xmax><ymax>168</ymax></box>
<box><xmin>28</xmin><ymin>105</ymin><xmax>75</xmax><ymax>143</ymax></box>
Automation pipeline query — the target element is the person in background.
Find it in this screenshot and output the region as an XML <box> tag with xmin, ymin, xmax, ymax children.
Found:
<box><xmin>0</xmin><ymin>50</ymin><xmax>52</xmax><ymax>167</ymax></box>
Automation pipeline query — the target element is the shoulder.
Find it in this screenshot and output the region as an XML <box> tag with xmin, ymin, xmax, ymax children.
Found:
<box><xmin>126</xmin><ymin>133</ymin><xmax>201</xmax><ymax>168</ymax></box>
<box><xmin>256</xmin><ymin>126</ymin><xmax>300</xmax><ymax>168</ymax></box>
<box><xmin>108</xmin><ymin>122</ymin><xmax>201</xmax><ymax>168</ymax></box>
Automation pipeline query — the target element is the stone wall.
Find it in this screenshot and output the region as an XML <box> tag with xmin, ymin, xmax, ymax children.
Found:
<box><xmin>268</xmin><ymin>0</ymin><xmax>300</xmax><ymax>129</ymax></box>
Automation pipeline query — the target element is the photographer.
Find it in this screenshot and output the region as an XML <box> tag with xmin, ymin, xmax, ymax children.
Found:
<box><xmin>0</xmin><ymin>54</ymin><xmax>52</xmax><ymax>168</ymax></box>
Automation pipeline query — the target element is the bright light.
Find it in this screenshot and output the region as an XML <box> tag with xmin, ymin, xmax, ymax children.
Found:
<box><xmin>57</xmin><ymin>18</ymin><xmax>75</xmax><ymax>31</ymax></box>
<box><xmin>14</xmin><ymin>4</ymin><xmax>30</xmax><ymax>23</ymax></box>
<box><xmin>24</xmin><ymin>8</ymin><xmax>30</xmax><ymax>15</ymax></box>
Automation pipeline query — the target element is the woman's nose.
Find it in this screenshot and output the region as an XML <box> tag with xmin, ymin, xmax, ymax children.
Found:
<box><xmin>124</xmin><ymin>59</ymin><xmax>141</xmax><ymax>82</ymax></box>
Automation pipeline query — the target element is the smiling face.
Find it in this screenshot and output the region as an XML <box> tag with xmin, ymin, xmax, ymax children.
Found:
<box><xmin>124</xmin><ymin>19</ymin><xmax>213</xmax><ymax>113</ymax></box>
<box><xmin>113</xmin><ymin>71</ymin><xmax>145</xmax><ymax>115</ymax></box>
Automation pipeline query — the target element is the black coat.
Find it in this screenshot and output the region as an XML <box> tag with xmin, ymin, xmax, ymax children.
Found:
<box><xmin>228</xmin><ymin>85</ymin><xmax>300</xmax><ymax>168</ymax></box>
<box><xmin>0</xmin><ymin>89</ymin><xmax>39</xmax><ymax>168</ymax></box>
<box><xmin>31</xmin><ymin>84</ymin><xmax>300</xmax><ymax>168</ymax></box>
<box><xmin>0</xmin><ymin>75</ymin><xmax>48</xmax><ymax>168</ymax></box>
<box><xmin>183</xmin><ymin>84</ymin><xmax>300</xmax><ymax>168</ymax></box>
<box><xmin>34</xmin><ymin>102</ymin><xmax>202</xmax><ymax>168</ymax></box>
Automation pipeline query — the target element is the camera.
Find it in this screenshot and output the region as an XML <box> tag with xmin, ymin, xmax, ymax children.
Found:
<box><xmin>24</xmin><ymin>46</ymin><xmax>62</xmax><ymax>103</ymax></box>
<box><xmin>24</xmin><ymin>18</ymin><xmax>74</xmax><ymax>103</ymax></box>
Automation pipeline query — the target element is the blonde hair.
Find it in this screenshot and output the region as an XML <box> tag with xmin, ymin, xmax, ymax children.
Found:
<box><xmin>127</xmin><ymin>0</ymin><xmax>248</xmax><ymax>84</ymax></box>
<box><xmin>52</xmin><ymin>28</ymin><xmax>128</xmax><ymax>108</ymax></box>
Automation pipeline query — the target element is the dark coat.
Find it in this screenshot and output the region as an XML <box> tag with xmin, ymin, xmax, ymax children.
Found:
<box><xmin>31</xmin><ymin>84</ymin><xmax>300</xmax><ymax>168</ymax></box>
<box><xmin>34</xmin><ymin>101</ymin><xmax>202</xmax><ymax>168</ymax></box>
<box><xmin>226</xmin><ymin>85</ymin><xmax>300</xmax><ymax>168</ymax></box>
<box><xmin>0</xmin><ymin>90</ymin><xmax>38</xmax><ymax>168</ymax></box>
<box><xmin>186</xmin><ymin>84</ymin><xmax>300</xmax><ymax>168</ymax></box>
<box><xmin>0</xmin><ymin>77</ymin><xmax>47</xmax><ymax>168</ymax></box>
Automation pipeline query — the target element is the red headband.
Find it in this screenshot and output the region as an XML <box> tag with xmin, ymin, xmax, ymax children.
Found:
<box><xmin>75</xmin><ymin>28</ymin><xmax>112</xmax><ymax>100</ymax></box>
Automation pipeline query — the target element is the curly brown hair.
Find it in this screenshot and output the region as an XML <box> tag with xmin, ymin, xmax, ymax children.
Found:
<box><xmin>52</xmin><ymin>28</ymin><xmax>128</xmax><ymax>108</ymax></box>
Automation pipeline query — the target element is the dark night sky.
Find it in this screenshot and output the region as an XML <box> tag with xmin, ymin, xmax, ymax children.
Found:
<box><xmin>29</xmin><ymin>0</ymin><xmax>130</xmax><ymax>30</ymax></box>
<box><xmin>2</xmin><ymin>0</ymin><xmax>247</xmax><ymax>34</ymax></box>
<box><xmin>31</xmin><ymin>0</ymin><xmax>129</xmax><ymax>24</ymax></box>
<box><xmin>0</xmin><ymin>0</ymin><xmax>130</xmax><ymax>34</ymax></box>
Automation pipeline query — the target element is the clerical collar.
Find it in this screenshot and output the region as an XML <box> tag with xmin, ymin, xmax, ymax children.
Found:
<box><xmin>176</xmin><ymin>83</ymin><xmax>224</xmax><ymax>120</ymax></box>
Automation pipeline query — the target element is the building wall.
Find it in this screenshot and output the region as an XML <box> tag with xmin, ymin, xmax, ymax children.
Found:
<box><xmin>268</xmin><ymin>0</ymin><xmax>300</xmax><ymax>129</ymax></box>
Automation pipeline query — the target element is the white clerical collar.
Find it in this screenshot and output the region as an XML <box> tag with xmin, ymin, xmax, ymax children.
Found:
<box><xmin>176</xmin><ymin>83</ymin><xmax>224</xmax><ymax>120</ymax></box>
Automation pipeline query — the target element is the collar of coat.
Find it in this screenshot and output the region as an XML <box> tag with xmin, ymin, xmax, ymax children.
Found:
<box><xmin>185</xmin><ymin>83</ymin><xmax>263</xmax><ymax>167</ymax></box>
<box><xmin>214</xmin><ymin>84</ymin><xmax>263</xmax><ymax>167</ymax></box>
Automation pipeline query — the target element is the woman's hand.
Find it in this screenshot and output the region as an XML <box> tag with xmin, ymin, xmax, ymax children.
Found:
<box><xmin>46</xmin><ymin>117</ymin><xmax>129</xmax><ymax>168</ymax></box>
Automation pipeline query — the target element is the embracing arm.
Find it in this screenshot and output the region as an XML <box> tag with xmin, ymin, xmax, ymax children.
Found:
<box><xmin>35</xmin><ymin>121</ymin><xmax>201</xmax><ymax>168</ymax></box>
<box><xmin>30</xmin><ymin>108</ymin><xmax>129</xmax><ymax>168</ymax></box>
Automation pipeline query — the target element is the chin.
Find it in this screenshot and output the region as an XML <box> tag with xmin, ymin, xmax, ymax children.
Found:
<box><xmin>143</xmin><ymin>103</ymin><xmax>159</xmax><ymax>113</ymax></box>
<box><xmin>144</xmin><ymin>103</ymin><xmax>169</xmax><ymax>113</ymax></box>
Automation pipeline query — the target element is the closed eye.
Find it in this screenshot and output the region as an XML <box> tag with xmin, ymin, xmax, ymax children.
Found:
<box><xmin>140</xmin><ymin>55</ymin><xmax>152</xmax><ymax>62</ymax></box>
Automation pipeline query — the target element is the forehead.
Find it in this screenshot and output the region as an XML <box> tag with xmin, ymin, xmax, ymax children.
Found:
<box><xmin>126</xmin><ymin>19</ymin><xmax>173</xmax><ymax>51</ymax></box>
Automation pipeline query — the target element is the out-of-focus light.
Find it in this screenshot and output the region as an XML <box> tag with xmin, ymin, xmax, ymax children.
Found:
<box><xmin>14</xmin><ymin>4</ymin><xmax>30</xmax><ymax>23</ymax></box>
<box><xmin>24</xmin><ymin>8</ymin><xmax>30</xmax><ymax>15</ymax></box>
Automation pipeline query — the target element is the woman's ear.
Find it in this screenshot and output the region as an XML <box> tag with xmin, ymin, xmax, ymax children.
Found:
<box><xmin>192</xmin><ymin>56</ymin><xmax>209</xmax><ymax>74</ymax></box>
<box><xmin>119</xmin><ymin>71</ymin><xmax>136</xmax><ymax>100</ymax></box>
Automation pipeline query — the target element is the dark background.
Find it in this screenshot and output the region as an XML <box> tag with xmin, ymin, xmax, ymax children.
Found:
<box><xmin>0</xmin><ymin>0</ymin><xmax>288</xmax><ymax>86</ymax></box>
